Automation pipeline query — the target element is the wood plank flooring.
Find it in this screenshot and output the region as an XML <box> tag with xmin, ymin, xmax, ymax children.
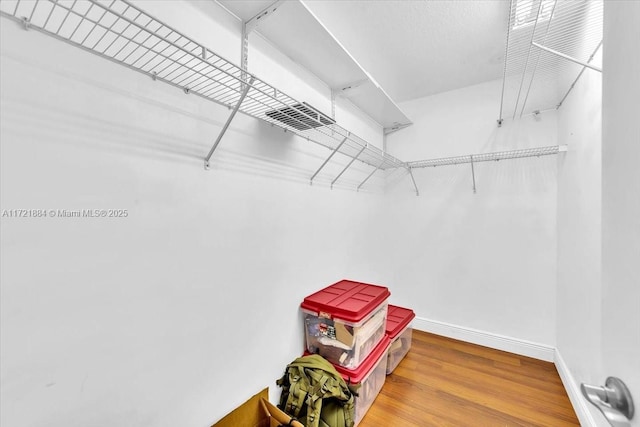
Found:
<box><xmin>359</xmin><ymin>331</ymin><xmax>579</xmax><ymax>427</ymax></box>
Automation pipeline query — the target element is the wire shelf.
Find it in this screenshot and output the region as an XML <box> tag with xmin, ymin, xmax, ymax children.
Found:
<box><xmin>499</xmin><ymin>0</ymin><xmax>603</xmax><ymax>121</ymax></box>
<box><xmin>0</xmin><ymin>0</ymin><xmax>406</xmax><ymax>171</ymax></box>
<box><xmin>408</xmin><ymin>145</ymin><xmax>563</xmax><ymax>168</ymax></box>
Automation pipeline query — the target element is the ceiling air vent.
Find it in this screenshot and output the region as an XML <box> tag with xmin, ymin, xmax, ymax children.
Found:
<box><xmin>265</xmin><ymin>102</ymin><xmax>335</xmax><ymax>131</ymax></box>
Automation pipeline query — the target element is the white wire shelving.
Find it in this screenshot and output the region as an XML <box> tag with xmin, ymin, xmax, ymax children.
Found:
<box><xmin>406</xmin><ymin>145</ymin><xmax>566</xmax><ymax>195</ymax></box>
<box><xmin>408</xmin><ymin>145</ymin><xmax>564</xmax><ymax>168</ymax></box>
<box><xmin>499</xmin><ymin>0</ymin><xmax>603</xmax><ymax>124</ymax></box>
<box><xmin>1</xmin><ymin>0</ymin><xmax>572</xmax><ymax>195</ymax></box>
<box><xmin>0</xmin><ymin>0</ymin><xmax>406</xmax><ymax>190</ymax></box>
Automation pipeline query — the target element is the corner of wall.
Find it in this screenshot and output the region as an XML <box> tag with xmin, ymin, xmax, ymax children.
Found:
<box><xmin>554</xmin><ymin>348</ymin><xmax>599</xmax><ymax>427</ymax></box>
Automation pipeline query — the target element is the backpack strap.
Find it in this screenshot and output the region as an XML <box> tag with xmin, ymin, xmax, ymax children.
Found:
<box><xmin>342</xmin><ymin>394</ymin><xmax>355</xmax><ymax>427</ymax></box>
<box><xmin>285</xmin><ymin>366</ymin><xmax>309</xmax><ymax>419</ymax></box>
<box><xmin>277</xmin><ymin>416</ymin><xmax>298</xmax><ymax>427</ymax></box>
<box><xmin>304</xmin><ymin>371</ymin><xmax>331</xmax><ymax>427</ymax></box>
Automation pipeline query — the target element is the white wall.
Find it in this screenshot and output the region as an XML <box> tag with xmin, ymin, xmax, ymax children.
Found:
<box><xmin>555</xmin><ymin>44</ymin><xmax>603</xmax><ymax>425</ymax></box>
<box><xmin>555</xmin><ymin>3</ymin><xmax>640</xmax><ymax>425</ymax></box>
<box><xmin>385</xmin><ymin>80</ymin><xmax>558</xmax><ymax>356</ymax></box>
<box><xmin>601</xmin><ymin>1</ymin><xmax>640</xmax><ymax>425</ymax></box>
<box><xmin>0</xmin><ymin>3</ymin><xmax>388</xmax><ymax>426</ymax></box>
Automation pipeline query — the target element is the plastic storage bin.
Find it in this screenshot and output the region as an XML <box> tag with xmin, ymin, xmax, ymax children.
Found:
<box><xmin>334</xmin><ymin>336</ymin><xmax>390</xmax><ymax>426</ymax></box>
<box><xmin>385</xmin><ymin>305</ymin><xmax>415</xmax><ymax>375</ymax></box>
<box><xmin>301</xmin><ymin>280</ymin><xmax>390</xmax><ymax>369</ymax></box>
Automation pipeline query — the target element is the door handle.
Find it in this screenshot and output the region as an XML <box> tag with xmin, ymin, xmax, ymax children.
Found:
<box><xmin>581</xmin><ymin>377</ymin><xmax>634</xmax><ymax>427</ymax></box>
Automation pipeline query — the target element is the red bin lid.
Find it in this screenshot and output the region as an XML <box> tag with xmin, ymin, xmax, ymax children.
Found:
<box><xmin>385</xmin><ymin>305</ymin><xmax>415</xmax><ymax>339</ymax></box>
<box><xmin>334</xmin><ymin>336</ymin><xmax>391</xmax><ymax>384</ymax></box>
<box><xmin>300</xmin><ymin>280</ymin><xmax>390</xmax><ymax>323</ymax></box>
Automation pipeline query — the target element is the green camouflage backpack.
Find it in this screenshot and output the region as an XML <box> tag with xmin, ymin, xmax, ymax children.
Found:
<box><xmin>277</xmin><ymin>354</ymin><xmax>357</xmax><ymax>427</ymax></box>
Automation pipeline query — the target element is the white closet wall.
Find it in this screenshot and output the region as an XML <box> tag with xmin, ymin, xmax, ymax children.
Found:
<box><xmin>385</xmin><ymin>79</ymin><xmax>558</xmax><ymax>356</ymax></box>
<box><xmin>555</xmin><ymin>46</ymin><xmax>603</xmax><ymax>425</ymax></box>
<box><xmin>0</xmin><ymin>2</ymin><xmax>387</xmax><ymax>426</ymax></box>
<box><xmin>556</xmin><ymin>2</ymin><xmax>640</xmax><ymax>425</ymax></box>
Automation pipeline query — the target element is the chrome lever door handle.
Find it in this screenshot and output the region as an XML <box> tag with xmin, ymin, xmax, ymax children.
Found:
<box><xmin>581</xmin><ymin>377</ymin><xmax>634</xmax><ymax>427</ymax></box>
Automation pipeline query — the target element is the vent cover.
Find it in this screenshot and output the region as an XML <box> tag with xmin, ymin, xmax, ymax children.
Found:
<box><xmin>265</xmin><ymin>102</ymin><xmax>335</xmax><ymax>131</ymax></box>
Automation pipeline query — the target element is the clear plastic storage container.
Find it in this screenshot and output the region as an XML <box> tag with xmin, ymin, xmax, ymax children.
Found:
<box><xmin>301</xmin><ymin>280</ymin><xmax>390</xmax><ymax>369</ymax></box>
<box><xmin>334</xmin><ymin>336</ymin><xmax>390</xmax><ymax>426</ymax></box>
<box><xmin>385</xmin><ymin>305</ymin><xmax>415</xmax><ymax>375</ymax></box>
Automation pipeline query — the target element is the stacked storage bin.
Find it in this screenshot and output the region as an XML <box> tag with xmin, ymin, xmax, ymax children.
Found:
<box><xmin>332</xmin><ymin>336</ymin><xmax>390</xmax><ymax>426</ymax></box>
<box><xmin>301</xmin><ymin>280</ymin><xmax>390</xmax><ymax>426</ymax></box>
<box><xmin>385</xmin><ymin>305</ymin><xmax>415</xmax><ymax>375</ymax></box>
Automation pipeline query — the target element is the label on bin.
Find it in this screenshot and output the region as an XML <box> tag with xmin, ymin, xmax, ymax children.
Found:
<box><xmin>319</xmin><ymin>323</ymin><xmax>337</xmax><ymax>339</ymax></box>
<box><xmin>319</xmin><ymin>311</ymin><xmax>331</xmax><ymax>319</ymax></box>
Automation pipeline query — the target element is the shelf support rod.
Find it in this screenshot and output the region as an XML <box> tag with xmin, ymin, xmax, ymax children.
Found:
<box><xmin>357</xmin><ymin>159</ymin><xmax>385</xmax><ymax>192</ymax></box>
<box><xmin>512</xmin><ymin>0</ymin><xmax>544</xmax><ymax>120</ymax></box>
<box><xmin>470</xmin><ymin>155</ymin><xmax>477</xmax><ymax>194</ymax></box>
<box><xmin>519</xmin><ymin>0</ymin><xmax>558</xmax><ymax>119</ymax></box>
<box><xmin>497</xmin><ymin>0</ymin><xmax>515</xmax><ymax>126</ymax></box>
<box><xmin>532</xmin><ymin>42</ymin><xmax>603</xmax><ymax>73</ymax></box>
<box><xmin>407</xmin><ymin>167</ymin><xmax>419</xmax><ymax>196</ymax></box>
<box><xmin>310</xmin><ymin>136</ymin><xmax>348</xmax><ymax>185</ymax></box>
<box><xmin>331</xmin><ymin>145</ymin><xmax>366</xmax><ymax>189</ymax></box>
<box><xmin>204</xmin><ymin>77</ymin><xmax>254</xmax><ymax>170</ymax></box>
<box><xmin>557</xmin><ymin>40</ymin><xmax>603</xmax><ymax>109</ymax></box>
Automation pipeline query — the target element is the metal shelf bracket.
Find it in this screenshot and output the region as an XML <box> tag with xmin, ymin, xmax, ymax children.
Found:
<box><xmin>357</xmin><ymin>159</ymin><xmax>385</xmax><ymax>192</ymax></box>
<box><xmin>407</xmin><ymin>167</ymin><xmax>419</xmax><ymax>196</ymax></box>
<box><xmin>244</xmin><ymin>0</ymin><xmax>284</xmax><ymax>35</ymax></box>
<box><xmin>470</xmin><ymin>155</ymin><xmax>477</xmax><ymax>194</ymax></box>
<box><xmin>335</xmin><ymin>78</ymin><xmax>369</xmax><ymax>96</ymax></box>
<box><xmin>384</xmin><ymin>123</ymin><xmax>412</xmax><ymax>136</ymax></box>
<box><xmin>331</xmin><ymin>145</ymin><xmax>366</xmax><ymax>189</ymax></box>
<box><xmin>557</xmin><ymin>40</ymin><xmax>602</xmax><ymax>109</ymax></box>
<box><xmin>241</xmin><ymin>0</ymin><xmax>284</xmax><ymax>72</ymax></box>
<box><xmin>310</xmin><ymin>136</ymin><xmax>348</xmax><ymax>185</ymax></box>
<box><xmin>532</xmin><ymin>42</ymin><xmax>602</xmax><ymax>73</ymax></box>
<box><xmin>204</xmin><ymin>77</ymin><xmax>255</xmax><ymax>170</ymax></box>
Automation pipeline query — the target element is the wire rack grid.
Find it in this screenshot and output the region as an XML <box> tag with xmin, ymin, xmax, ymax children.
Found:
<box><xmin>499</xmin><ymin>0</ymin><xmax>603</xmax><ymax>122</ymax></box>
<box><xmin>0</xmin><ymin>0</ymin><xmax>405</xmax><ymax>171</ymax></box>
<box><xmin>408</xmin><ymin>145</ymin><xmax>562</xmax><ymax>168</ymax></box>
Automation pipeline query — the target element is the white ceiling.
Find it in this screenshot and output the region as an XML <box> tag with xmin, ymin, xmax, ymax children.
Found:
<box><xmin>303</xmin><ymin>0</ymin><xmax>510</xmax><ymax>102</ymax></box>
<box><xmin>218</xmin><ymin>0</ymin><xmax>510</xmax><ymax>103</ymax></box>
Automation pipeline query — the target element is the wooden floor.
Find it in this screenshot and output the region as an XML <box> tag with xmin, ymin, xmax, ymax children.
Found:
<box><xmin>359</xmin><ymin>331</ymin><xmax>579</xmax><ymax>427</ymax></box>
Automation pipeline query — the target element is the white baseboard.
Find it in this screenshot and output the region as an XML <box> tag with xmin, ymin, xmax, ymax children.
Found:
<box><xmin>554</xmin><ymin>349</ymin><xmax>598</xmax><ymax>427</ymax></box>
<box><xmin>412</xmin><ymin>316</ymin><xmax>555</xmax><ymax>362</ymax></box>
